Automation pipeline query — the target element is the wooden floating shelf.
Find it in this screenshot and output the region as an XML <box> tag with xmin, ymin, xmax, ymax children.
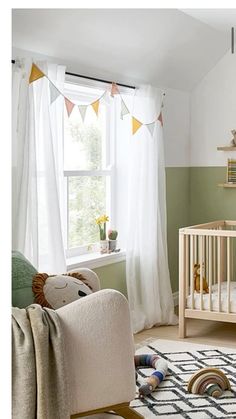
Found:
<box><xmin>217</xmin><ymin>146</ymin><xmax>236</xmax><ymax>151</ymax></box>
<box><xmin>218</xmin><ymin>183</ymin><xmax>236</xmax><ymax>188</ymax></box>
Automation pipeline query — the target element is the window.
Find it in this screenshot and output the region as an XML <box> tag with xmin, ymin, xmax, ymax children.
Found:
<box><xmin>64</xmin><ymin>79</ymin><xmax>114</xmax><ymax>257</ymax></box>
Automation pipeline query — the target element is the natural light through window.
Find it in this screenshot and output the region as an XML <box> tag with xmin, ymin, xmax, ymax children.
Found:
<box><xmin>64</xmin><ymin>81</ymin><xmax>112</xmax><ymax>255</ymax></box>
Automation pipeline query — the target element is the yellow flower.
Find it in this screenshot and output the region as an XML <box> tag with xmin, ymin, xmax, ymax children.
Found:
<box><xmin>95</xmin><ymin>215</ymin><xmax>109</xmax><ymax>225</ymax></box>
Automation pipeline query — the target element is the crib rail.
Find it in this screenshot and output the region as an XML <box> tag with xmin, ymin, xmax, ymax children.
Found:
<box><xmin>179</xmin><ymin>221</ymin><xmax>236</xmax><ymax>338</ymax></box>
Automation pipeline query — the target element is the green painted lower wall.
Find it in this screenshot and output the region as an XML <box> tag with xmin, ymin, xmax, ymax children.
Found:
<box><xmin>94</xmin><ymin>167</ymin><xmax>236</xmax><ymax>296</ymax></box>
<box><xmin>94</xmin><ymin>261</ymin><xmax>127</xmax><ymax>297</ymax></box>
<box><xmin>166</xmin><ymin>167</ymin><xmax>190</xmax><ymax>292</ymax></box>
<box><xmin>190</xmin><ymin>167</ymin><xmax>236</xmax><ymax>223</ymax></box>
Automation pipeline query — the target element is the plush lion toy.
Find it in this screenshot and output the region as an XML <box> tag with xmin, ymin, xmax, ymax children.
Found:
<box><xmin>193</xmin><ymin>264</ymin><xmax>209</xmax><ymax>293</ymax></box>
<box><xmin>32</xmin><ymin>271</ymin><xmax>98</xmax><ymax>309</ymax></box>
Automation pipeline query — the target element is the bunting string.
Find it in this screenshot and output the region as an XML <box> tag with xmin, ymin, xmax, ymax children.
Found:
<box><xmin>29</xmin><ymin>63</ymin><xmax>164</xmax><ymax>136</ymax></box>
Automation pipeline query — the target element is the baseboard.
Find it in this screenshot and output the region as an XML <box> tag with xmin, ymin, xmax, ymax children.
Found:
<box><xmin>173</xmin><ymin>291</ymin><xmax>179</xmax><ymax>306</ymax></box>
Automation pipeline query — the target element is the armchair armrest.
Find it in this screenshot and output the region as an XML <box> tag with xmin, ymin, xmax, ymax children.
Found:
<box><xmin>56</xmin><ymin>289</ymin><xmax>136</xmax><ymax>415</ymax></box>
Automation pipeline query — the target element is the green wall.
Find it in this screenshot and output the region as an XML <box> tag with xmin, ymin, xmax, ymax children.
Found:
<box><xmin>190</xmin><ymin>167</ymin><xmax>236</xmax><ymax>224</ymax></box>
<box><xmin>94</xmin><ymin>261</ymin><xmax>127</xmax><ymax>297</ymax></box>
<box><xmin>166</xmin><ymin>167</ymin><xmax>190</xmax><ymax>292</ymax></box>
<box><xmin>95</xmin><ymin>167</ymin><xmax>236</xmax><ymax>296</ymax></box>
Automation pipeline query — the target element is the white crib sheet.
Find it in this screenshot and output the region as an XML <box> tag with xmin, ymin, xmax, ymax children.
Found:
<box><xmin>186</xmin><ymin>281</ymin><xmax>236</xmax><ymax>313</ymax></box>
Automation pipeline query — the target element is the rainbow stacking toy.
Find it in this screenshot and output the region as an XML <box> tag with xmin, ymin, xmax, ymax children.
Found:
<box><xmin>188</xmin><ymin>367</ymin><xmax>231</xmax><ymax>398</ymax></box>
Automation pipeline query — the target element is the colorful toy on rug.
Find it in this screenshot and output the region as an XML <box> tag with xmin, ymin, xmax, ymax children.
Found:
<box><xmin>134</xmin><ymin>354</ymin><xmax>168</xmax><ymax>397</ymax></box>
<box><xmin>193</xmin><ymin>263</ymin><xmax>209</xmax><ymax>293</ymax></box>
<box><xmin>188</xmin><ymin>367</ymin><xmax>231</xmax><ymax>398</ymax></box>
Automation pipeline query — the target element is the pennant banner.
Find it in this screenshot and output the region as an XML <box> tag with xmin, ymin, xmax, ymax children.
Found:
<box><xmin>91</xmin><ymin>100</ymin><xmax>99</xmax><ymax>116</ymax></box>
<box><xmin>49</xmin><ymin>82</ymin><xmax>61</xmax><ymax>104</ymax></box>
<box><xmin>78</xmin><ymin>105</ymin><xmax>87</xmax><ymax>122</ymax></box>
<box><xmin>111</xmin><ymin>82</ymin><xmax>119</xmax><ymax>97</ymax></box>
<box><xmin>132</xmin><ymin>117</ymin><xmax>142</xmax><ymax>135</ymax></box>
<box><xmin>65</xmin><ymin>98</ymin><xmax>75</xmax><ymax>117</ymax></box>
<box><xmin>29</xmin><ymin>64</ymin><xmax>45</xmax><ymax>84</ymax></box>
<box><xmin>147</xmin><ymin>121</ymin><xmax>156</xmax><ymax>137</ymax></box>
<box><xmin>28</xmin><ymin>63</ymin><xmax>165</xmax><ymax>136</ymax></box>
<box><xmin>158</xmin><ymin>112</ymin><xmax>163</xmax><ymax>126</ymax></box>
<box><xmin>120</xmin><ymin>98</ymin><xmax>130</xmax><ymax>120</ymax></box>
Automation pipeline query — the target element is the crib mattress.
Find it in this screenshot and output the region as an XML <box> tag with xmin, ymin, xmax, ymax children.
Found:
<box><xmin>186</xmin><ymin>281</ymin><xmax>236</xmax><ymax>313</ymax></box>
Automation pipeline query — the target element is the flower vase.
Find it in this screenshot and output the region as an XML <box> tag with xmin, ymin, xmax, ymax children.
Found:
<box><xmin>100</xmin><ymin>240</ymin><xmax>109</xmax><ymax>254</ymax></box>
<box><xmin>109</xmin><ymin>240</ymin><xmax>117</xmax><ymax>252</ymax></box>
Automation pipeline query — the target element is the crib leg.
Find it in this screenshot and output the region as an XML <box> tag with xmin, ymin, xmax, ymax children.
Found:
<box><xmin>179</xmin><ymin>314</ymin><xmax>186</xmax><ymax>338</ymax></box>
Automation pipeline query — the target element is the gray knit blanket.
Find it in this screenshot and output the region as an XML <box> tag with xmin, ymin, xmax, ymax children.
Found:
<box><xmin>12</xmin><ymin>304</ymin><xmax>70</xmax><ymax>419</ymax></box>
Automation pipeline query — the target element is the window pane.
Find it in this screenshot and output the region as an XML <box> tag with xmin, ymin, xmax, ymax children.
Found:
<box><xmin>68</xmin><ymin>176</ymin><xmax>108</xmax><ymax>248</ymax></box>
<box><xmin>64</xmin><ymin>102</ymin><xmax>108</xmax><ymax>171</ymax></box>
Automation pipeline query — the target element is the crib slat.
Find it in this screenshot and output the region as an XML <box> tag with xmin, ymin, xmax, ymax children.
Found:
<box><xmin>190</xmin><ymin>235</ymin><xmax>194</xmax><ymax>309</ymax></box>
<box><xmin>200</xmin><ymin>236</ymin><xmax>203</xmax><ymax>311</ymax></box>
<box><xmin>227</xmin><ymin>237</ymin><xmax>231</xmax><ymax>313</ymax></box>
<box><xmin>185</xmin><ymin>235</ymin><xmax>189</xmax><ymax>297</ymax></box>
<box><xmin>209</xmin><ymin>236</ymin><xmax>212</xmax><ymax>311</ymax></box>
<box><xmin>217</xmin><ymin>236</ymin><xmax>221</xmax><ymax>312</ymax></box>
<box><xmin>213</xmin><ymin>236</ymin><xmax>216</xmax><ymax>285</ymax></box>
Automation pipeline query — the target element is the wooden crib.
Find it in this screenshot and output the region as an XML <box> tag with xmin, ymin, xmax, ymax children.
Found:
<box><xmin>179</xmin><ymin>220</ymin><xmax>236</xmax><ymax>338</ymax></box>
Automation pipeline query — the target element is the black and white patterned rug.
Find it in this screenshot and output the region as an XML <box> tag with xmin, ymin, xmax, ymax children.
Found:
<box><xmin>131</xmin><ymin>339</ymin><xmax>236</xmax><ymax>419</ymax></box>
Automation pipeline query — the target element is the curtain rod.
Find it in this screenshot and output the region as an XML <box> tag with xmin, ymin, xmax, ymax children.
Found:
<box><xmin>11</xmin><ymin>59</ymin><xmax>135</xmax><ymax>90</ymax></box>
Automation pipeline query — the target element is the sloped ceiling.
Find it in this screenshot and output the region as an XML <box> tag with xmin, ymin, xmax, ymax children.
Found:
<box><xmin>12</xmin><ymin>8</ymin><xmax>232</xmax><ymax>91</ymax></box>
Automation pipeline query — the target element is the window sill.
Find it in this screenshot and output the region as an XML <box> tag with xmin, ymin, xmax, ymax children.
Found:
<box><xmin>67</xmin><ymin>250</ymin><xmax>126</xmax><ymax>271</ymax></box>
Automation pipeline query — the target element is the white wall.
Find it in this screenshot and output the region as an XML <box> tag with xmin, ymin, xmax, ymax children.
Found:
<box><xmin>163</xmin><ymin>88</ymin><xmax>190</xmax><ymax>167</ymax></box>
<box><xmin>190</xmin><ymin>51</ymin><xmax>236</xmax><ymax>167</ymax></box>
<box><xmin>13</xmin><ymin>47</ymin><xmax>191</xmax><ymax>170</ymax></box>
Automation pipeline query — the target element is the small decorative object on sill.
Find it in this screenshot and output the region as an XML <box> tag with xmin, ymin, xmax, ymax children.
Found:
<box><xmin>96</xmin><ymin>214</ymin><xmax>109</xmax><ymax>254</ymax></box>
<box><xmin>229</xmin><ymin>129</ymin><xmax>236</xmax><ymax>147</ymax></box>
<box><xmin>108</xmin><ymin>229</ymin><xmax>118</xmax><ymax>252</ymax></box>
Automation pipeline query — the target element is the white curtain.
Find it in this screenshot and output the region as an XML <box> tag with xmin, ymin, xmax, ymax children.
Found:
<box><xmin>12</xmin><ymin>60</ymin><xmax>66</xmax><ymax>273</ymax></box>
<box><xmin>126</xmin><ymin>85</ymin><xmax>177</xmax><ymax>333</ymax></box>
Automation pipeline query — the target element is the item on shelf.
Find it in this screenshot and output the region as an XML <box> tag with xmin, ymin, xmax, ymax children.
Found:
<box><xmin>230</xmin><ymin>129</ymin><xmax>236</xmax><ymax>147</ymax></box>
<box><xmin>227</xmin><ymin>158</ymin><xmax>236</xmax><ymax>184</ymax></box>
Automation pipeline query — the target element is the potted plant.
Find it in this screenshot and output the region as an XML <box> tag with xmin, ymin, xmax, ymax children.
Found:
<box><xmin>96</xmin><ymin>215</ymin><xmax>109</xmax><ymax>253</ymax></box>
<box><xmin>108</xmin><ymin>229</ymin><xmax>118</xmax><ymax>252</ymax></box>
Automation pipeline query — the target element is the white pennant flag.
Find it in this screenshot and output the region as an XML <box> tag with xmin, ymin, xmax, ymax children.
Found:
<box><xmin>78</xmin><ymin>105</ymin><xmax>87</xmax><ymax>122</ymax></box>
<box><xmin>146</xmin><ymin>122</ymin><xmax>156</xmax><ymax>137</ymax></box>
<box><xmin>49</xmin><ymin>82</ymin><xmax>61</xmax><ymax>104</ymax></box>
<box><xmin>120</xmin><ymin>98</ymin><xmax>129</xmax><ymax>120</ymax></box>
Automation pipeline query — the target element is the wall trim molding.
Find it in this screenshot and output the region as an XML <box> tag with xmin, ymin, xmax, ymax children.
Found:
<box><xmin>173</xmin><ymin>291</ymin><xmax>179</xmax><ymax>306</ymax></box>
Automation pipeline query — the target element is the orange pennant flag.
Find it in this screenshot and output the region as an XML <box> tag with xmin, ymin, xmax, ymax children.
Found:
<box><xmin>111</xmin><ymin>82</ymin><xmax>119</xmax><ymax>97</ymax></box>
<box><xmin>158</xmin><ymin>112</ymin><xmax>163</xmax><ymax>126</ymax></box>
<box><xmin>132</xmin><ymin>117</ymin><xmax>142</xmax><ymax>135</ymax></box>
<box><xmin>65</xmin><ymin>97</ymin><xmax>75</xmax><ymax>117</ymax></box>
<box><xmin>91</xmin><ymin>100</ymin><xmax>100</xmax><ymax>116</ymax></box>
<box><xmin>29</xmin><ymin>63</ymin><xmax>45</xmax><ymax>84</ymax></box>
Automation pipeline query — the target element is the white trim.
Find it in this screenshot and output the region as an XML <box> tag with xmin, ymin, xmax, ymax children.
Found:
<box><xmin>64</xmin><ymin>169</ymin><xmax>112</xmax><ymax>177</ymax></box>
<box><xmin>173</xmin><ymin>291</ymin><xmax>179</xmax><ymax>306</ymax></box>
<box><xmin>67</xmin><ymin>250</ymin><xmax>126</xmax><ymax>270</ymax></box>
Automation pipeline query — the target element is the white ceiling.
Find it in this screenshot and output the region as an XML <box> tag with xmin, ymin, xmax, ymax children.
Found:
<box><xmin>181</xmin><ymin>9</ymin><xmax>236</xmax><ymax>33</ymax></box>
<box><xmin>12</xmin><ymin>9</ymin><xmax>234</xmax><ymax>91</ymax></box>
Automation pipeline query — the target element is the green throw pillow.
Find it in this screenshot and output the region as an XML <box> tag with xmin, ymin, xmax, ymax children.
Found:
<box><xmin>12</xmin><ymin>251</ymin><xmax>38</xmax><ymax>308</ymax></box>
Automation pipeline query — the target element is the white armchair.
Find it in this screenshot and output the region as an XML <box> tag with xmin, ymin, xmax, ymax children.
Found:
<box><xmin>56</xmin><ymin>270</ymin><xmax>143</xmax><ymax>419</ymax></box>
<box><xmin>12</xmin><ymin>251</ymin><xmax>143</xmax><ymax>419</ymax></box>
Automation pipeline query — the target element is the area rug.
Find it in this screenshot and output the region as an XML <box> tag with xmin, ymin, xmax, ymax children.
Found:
<box><xmin>131</xmin><ymin>339</ymin><xmax>236</xmax><ymax>419</ymax></box>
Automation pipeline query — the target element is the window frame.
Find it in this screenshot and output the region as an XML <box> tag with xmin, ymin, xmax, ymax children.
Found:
<box><xmin>63</xmin><ymin>77</ymin><xmax>116</xmax><ymax>258</ymax></box>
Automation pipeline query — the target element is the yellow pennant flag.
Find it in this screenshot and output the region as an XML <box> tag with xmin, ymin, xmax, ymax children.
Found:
<box><xmin>29</xmin><ymin>63</ymin><xmax>45</xmax><ymax>84</ymax></box>
<box><xmin>132</xmin><ymin>117</ymin><xmax>142</xmax><ymax>135</ymax></box>
<box><xmin>91</xmin><ymin>100</ymin><xmax>99</xmax><ymax>116</ymax></box>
